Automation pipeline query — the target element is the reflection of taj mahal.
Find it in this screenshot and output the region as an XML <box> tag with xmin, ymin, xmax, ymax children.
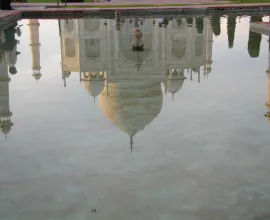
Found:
<box><xmin>2</xmin><ymin>17</ymin><xmax>215</xmax><ymax>144</ymax></box>
<box><xmin>57</xmin><ymin>17</ymin><xmax>213</xmax><ymax>149</ymax></box>
<box><xmin>2</xmin><ymin>18</ymin><xmax>270</xmax><ymax>142</ymax></box>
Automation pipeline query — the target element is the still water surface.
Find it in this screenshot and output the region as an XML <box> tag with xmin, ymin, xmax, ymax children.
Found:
<box><xmin>0</xmin><ymin>15</ymin><xmax>270</xmax><ymax>219</ymax></box>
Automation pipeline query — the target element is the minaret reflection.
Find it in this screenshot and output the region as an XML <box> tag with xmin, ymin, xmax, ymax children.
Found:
<box><xmin>205</xmin><ymin>18</ymin><xmax>213</xmax><ymax>77</ymax></box>
<box><xmin>28</xmin><ymin>19</ymin><xmax>42</xmax><ymax>82</ymax></box>
<box><xmin>265</xmin><ymin>37</ymin><xmax>270</xmax><ymax>121</ymax></box>
<box><xmin>249</xmin><ymin>23</ymin><xmax>270</xmax><ymax>121</ymax></box>
<box><xmin>0</xmin><ymin>53</ymin><xmax>13</xmax><ymax>138</ymax></box>
<box><xmin>58</xmin><ymin>16</ymin><xmax>214</xmax><ymax>150</ymax></box>
<box><xmin>0</xmin><ymin>22</ymin><xmax>20</xmax><ymax>138</ymax></box>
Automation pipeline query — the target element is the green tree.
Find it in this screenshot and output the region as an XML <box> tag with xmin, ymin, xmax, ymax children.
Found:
<box><xmin>248</xmin><ymin>15</ymin><xmax>262</xmax><ymax>58</ymax></box>
<box><xmin>211</xmin><ymin>15</ymin><xmax>221</xmax><ymax>36</ymax></box>
<box><xmin>227</xmin><ymin>14</ymin><xmax>237</xmax><ymax>49</ymax></box>
<box><xmin>176</xmin><ymin>17</ymin><xmax>182</xmax><ymax>26</ymax></box>
<box><xmin>196</xmin><ymin>17</ymin><xmax>204</xmax><ymax>34</ymax></box>
<box><xmin>186</xmin><ymin>18</ymin><xmax>193</xmax><ymax>26</ymax></box>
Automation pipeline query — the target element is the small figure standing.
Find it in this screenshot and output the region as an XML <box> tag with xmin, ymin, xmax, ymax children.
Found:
<box><xmin>132</xmin><ymin>29</ymin><xmax>144</xmax><ymax>51</ymax></box>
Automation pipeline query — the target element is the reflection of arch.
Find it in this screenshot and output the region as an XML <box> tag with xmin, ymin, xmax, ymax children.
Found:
<box><xmin>195</xmin><ymin>36</ymin><xmax>203</xmax><ymax>57</ymax></box>
<box><xmin>85</xmin><ymin>39</ymin><xmax>100</xmax><ymax>60</ymax></box>
<box><xmin>64</xmin><ymin>20</ymin><xmax>74</xmax><ymax>33</ymax></box>
<box><xmin>171</xmin><ymin>37</ymin><xmax>186</xmax><ymax>59</ymax></box>
<box><xmin>84</xmin><ymin>19</ymin><xmax>100</xmax><ymax>32</ymax></box>
<box><xmin>65</xmin><ymin>38</ymin><xmax>76</xmax><ymax>58</ymax></box>
<box><xmin>119</xmin><ymin>33</ymin><xmax>152</xmax><ymax>62</ymax></box>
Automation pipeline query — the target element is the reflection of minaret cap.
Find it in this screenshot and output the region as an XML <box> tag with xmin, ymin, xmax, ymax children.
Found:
<box><xmin>1</xmin><ymin>125</ymin><xmax>12</xmax><ymax>137</ymax></box>
<box><xmin>33</xmin><ymin>73</ymin><xmax>42</xmax><ymax>81</ymax></box>
<box><xmin>64</xmin><ymin>71</ymin><xmax>71</xmax><ymax>78</ymax></box>
<box><xmin>265</xmin><ymin>100</ymin><xmax>270</xmax><ymax>122</ymax></box>
<box><xmin>0</xmin><ymin>119</ymin><xmax>13</xmax><ymax>138</ymax></box>
<box><xmin>83</xmin><ymin>80</ymin><xmax>105</xmax><ymax>101</ymax></box>
<box><xmin>98</xmin><ymin>83</ymin><xmax>163</xmax><ymax>147</ymax></box>
<box><xmin>204</xmin><ymin>63</ymin><xmax>212</xmax><ymax>74</ymax></box>
<box><xmin>264</xmin><ymin>110</ymin><xmax>270</xmax><ymax>123</ymax></box>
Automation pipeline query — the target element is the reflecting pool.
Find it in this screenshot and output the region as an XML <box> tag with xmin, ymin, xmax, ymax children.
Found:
<box><xmin>0</xmin><ymin>14</ymin><xmax>270</xmax><ymax>220</ymax></box>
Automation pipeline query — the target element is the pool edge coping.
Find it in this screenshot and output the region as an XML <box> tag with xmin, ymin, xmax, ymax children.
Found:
<box><xmin>0</xmin><ymin>11</ymin><xmax>22</xmax><ymax>29</ymax></box>
<box><xmin>21</xmin><ymin>4</ymin><xmax>270</xmax><ymax>19</ymax></box>
<box><xmin>1</xmin><ymin>3</ymin><xmax>270</xmax><ymax>22</ymax></box>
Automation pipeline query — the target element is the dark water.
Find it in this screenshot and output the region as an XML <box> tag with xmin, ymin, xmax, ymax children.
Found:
<box><xmin>0</xmin><ymin>14</ymin><xmax>270</xmax><ymax>220</ymax></box>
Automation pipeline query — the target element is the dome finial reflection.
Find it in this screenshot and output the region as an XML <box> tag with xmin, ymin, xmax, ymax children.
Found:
<box><xmin>130</xmin><ymin>135</ymin><xmax>133</xmax><ymax>153</ymax></box>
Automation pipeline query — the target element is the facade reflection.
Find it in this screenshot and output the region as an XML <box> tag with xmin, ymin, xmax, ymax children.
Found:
<box><xmin>58</xmin><ymin>17</ymin><xmax>213</xmax><ymax>149</ymax></box>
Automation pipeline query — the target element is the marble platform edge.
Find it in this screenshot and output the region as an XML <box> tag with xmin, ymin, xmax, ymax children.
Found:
<box><xmin>0</xmin><ymin>11</ymin><xmax>22</xmax><ymax>29</ymax></box>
